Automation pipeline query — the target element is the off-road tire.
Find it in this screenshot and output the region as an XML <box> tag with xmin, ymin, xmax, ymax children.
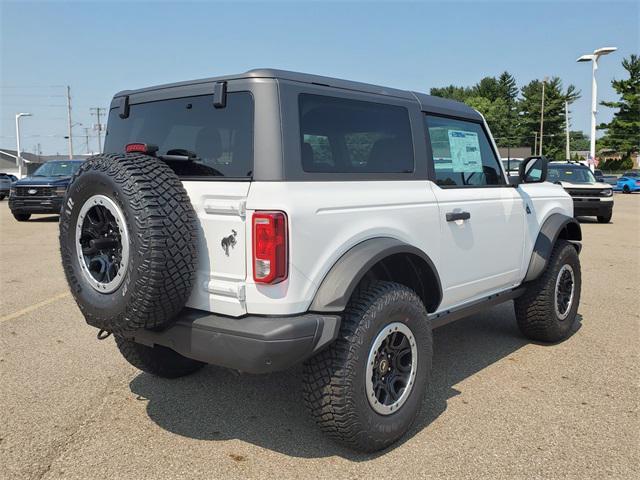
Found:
<box><xmin>597</xmin><ymin>212</ymin><xmax>612</xmax><ymax>223</ymax></box>
<box><xmin>515</xmin><ymin>239</ymin><xmax>581</xmax><ymax>342</ymax></box>
<box><xmin>0</xmin><ymin>194</ymin><xmax>5</xmax><ymax>200</ymax></box>
<box><xmin>303</xmin><ymin>281</ymin><xmax>432</xmax><ymax>452</ymax></box>
<box><xmin>114</xmin><ymin>335</ymin><xmax>205</xmax><ymax>378</ymax></box>
<box><xmin>13</xmin><ymin>212</ymin><xmax>30</xmax><ymax>221</ymax></box>
<box><xmin>59</xmin><ymin>153</ymin><xmax>198</xmax><ymax>334</ymax></box>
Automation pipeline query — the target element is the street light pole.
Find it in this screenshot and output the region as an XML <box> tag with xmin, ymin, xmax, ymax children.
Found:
<box><xmin>15</xmin><ymin>113</ymin><xmax>32</xmax><ymax>178</ymax></box>
<box><xmin>539</xmin><ymin>77</ymin><xmax>548</xmax><ymax>156</ymax></box>
<box><xmin>577</xmin><ymin>46</ymin><xmax>617</xmax><ymax>171</ymax></box>
<box><xmin>565</xmin><ymin>101</ymin><xmax>571</xmax><ymax>160</ymax></box>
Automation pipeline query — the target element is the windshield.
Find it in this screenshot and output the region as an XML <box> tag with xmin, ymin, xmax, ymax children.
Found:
<box><xmin>501</xmin><ymin>159</ymin><xmax>522</xmax><ymax>171</ymax></box>
<box><xmin>33</xmin><ymin>161</ymin><xmax>82</xmax><ymax>177</ymax></box>
<box><xmin>548</xmin><ymin>166</ymin><xmax>596</xmax><ymax>183</ymax></box>
<box><xmin>104</xmin><ymin>92</ymin><xmax>254</xmax><ymax>178</ymax></box>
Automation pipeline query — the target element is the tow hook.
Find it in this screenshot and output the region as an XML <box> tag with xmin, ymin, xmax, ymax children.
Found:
<box><xmin>97</xmin><ymin>329</ymin><xmax>112</xmax><ymax>340</ymax></box>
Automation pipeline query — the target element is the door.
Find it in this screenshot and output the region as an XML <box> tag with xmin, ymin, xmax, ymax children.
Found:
<box><xmin>424</xmin><ymin>114</ymin><xmax>525</xmax><ymax>309</ymax></box>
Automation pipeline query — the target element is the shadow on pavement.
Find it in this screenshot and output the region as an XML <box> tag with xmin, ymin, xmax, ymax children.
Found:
<box><xmin>129</xmin><ymin>302</ymin><xmax>580</xmax><ymax>460</ymax></box>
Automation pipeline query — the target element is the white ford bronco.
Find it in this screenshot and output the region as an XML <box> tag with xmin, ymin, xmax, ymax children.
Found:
<box><xmin>60</xmin><ymin>69</ymin><xmax>582</xmax><ymax>452</ymax></box>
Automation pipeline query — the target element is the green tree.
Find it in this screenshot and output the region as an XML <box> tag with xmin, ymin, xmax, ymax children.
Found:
<box><xmin>597</xmin><ymin>54</ymin><xmax>640</xmax><ymax>160</ymax></box>
<box><xmin>496</xmin><ymin>72</ymin><xmax>519</xmax><ymax>149</ymax></box>
<box><xmin>465</xmin><ymin>95</ymin><xmax>511</xmax><ymax>147</ymax></box>
<box><xmin>517</xmin><ymin>77</ymin><xmax>580</xmax><ymax>160</ymax></box>
<box><xmin>429</xmin><ymin>85</ymin><xmax>472</xmax><ymax>102</ymax></box>
<box><xmin>569</xmin><ymin>130</ymin><xmax>590</xmax><ymax>151</ymax></box>
<box><xmin>430</xmin><ymin>72</ymin><xmax>519</xmax><ymax>148</ymax></box>
<box><xmin>472</xmin><ymin>76</ymin><xmax>501</xmax><ymax>101</ymax></box>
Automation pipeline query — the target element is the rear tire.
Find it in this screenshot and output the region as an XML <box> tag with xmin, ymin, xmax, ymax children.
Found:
<box><xmin>623</xmin><ymin>185</ymin><xmax>631</xmax><ymax>194</ymax></box>
<box><xmin>597</xmin><ymin>212</ymin><xmax>612</xmax><ymax>223</ymax></box>
<box><xmin>515</xmin><ymin>239</ymin><xmax>581</xmax><ymax>342</ymax></box>
<box><xmin>303</xmin><ymin>281</ymin><xmax>432</xmax><ymax>452</ymax></box>
<box><xmin>13</xmin><ymin>212</ymin><xmax>31</xmax><ymax>221</ymax></box>
<box><xmin>115</xmin><ymin>335</ymin><xmax>205</xmax><ymax>378</ymax></box>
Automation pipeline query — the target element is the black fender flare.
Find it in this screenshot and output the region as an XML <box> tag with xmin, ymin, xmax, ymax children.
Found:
<box><xmin>524</xmin><ymin>213</ymin><xmax>582</xmax><ymax>283</ymax></box>
<box><xmin>309</xmin><ymin>237</ymin><xmax>442</xmax><ymax>313</ymax></box>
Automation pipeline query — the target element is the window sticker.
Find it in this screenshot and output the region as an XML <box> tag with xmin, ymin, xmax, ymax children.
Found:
<box><xmin>447</xmin><ymin>130</ymin><xmax>482</xmax><ymax>173</ymax></box>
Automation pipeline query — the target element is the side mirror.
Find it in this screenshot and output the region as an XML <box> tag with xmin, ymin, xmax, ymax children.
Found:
<box><xmin>518</xmin><ymin>156</ymin><xmax>548</xmax><ymax>184</ymax></box>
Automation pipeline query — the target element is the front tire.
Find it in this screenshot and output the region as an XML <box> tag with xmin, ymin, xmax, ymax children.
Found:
<box><xmin>515</xmin><ymin>240</ymin><xmax>581</xmax><ymax>342</ymax></box>
<box><xmin>597</xmin><ymin>211</ymin><xmax>612</xmax><ymax>223</ymax></box>
<box><xmin>13</xmin><ymin>212</ymin><xmax>31</xmax><ymax>222</ymax></box>
<box><xmin>303</xmin><ymin>281</ymin><xmax>432</xmax><ymax>452</ymax></box>
<box><xmin>114</xmin><ymin>335</ymin><xmax>205</xmax><ymax>378</ymax></box>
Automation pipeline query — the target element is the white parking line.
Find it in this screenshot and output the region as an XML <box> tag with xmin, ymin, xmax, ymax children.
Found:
<box><xmin>0</xmin><ymin>292</ymin><xmax>71</xmax><ymax>323</ymax></box>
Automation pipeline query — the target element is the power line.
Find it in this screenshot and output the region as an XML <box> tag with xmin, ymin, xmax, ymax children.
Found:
<box><xmin>0</xmin><ymin>94</ymin><xmax>66</xmax><ymax>98</ymax></box>
<box><xmin>0</xmin><ymin>85</ymin><xmax>66</xmax><ymax>88</ymax></box>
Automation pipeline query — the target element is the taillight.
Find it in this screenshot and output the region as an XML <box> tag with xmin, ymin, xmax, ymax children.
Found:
<box><xmin>125</xmin><ymin>143</ymin><xmax>158</xmax><ymax>155</ymax></box>
<box><xmin>252</xmin><ymin>211</ymin><xmax>288</xmax><ymax>284</ymax></box>
<box><xmin>635</xmin><ymin>180</ymin><xmax>640</xmax><ymax>186</ymax></box>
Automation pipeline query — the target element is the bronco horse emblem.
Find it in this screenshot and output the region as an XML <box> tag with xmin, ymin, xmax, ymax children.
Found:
<box><xmin>221</xmin><ymin>229</ymin><xmax>238</xmax><ymax>256</ymax></box>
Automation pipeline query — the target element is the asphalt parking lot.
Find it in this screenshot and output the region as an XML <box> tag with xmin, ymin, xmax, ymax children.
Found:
<box><xmin>0</xmin><ymin>195</ymin><xmax>638</xmax><ymax>480</ymax></box>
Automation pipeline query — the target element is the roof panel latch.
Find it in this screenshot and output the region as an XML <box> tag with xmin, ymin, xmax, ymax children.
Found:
<box><xmin>213</xmin><ymin>81</ymin><xmax>227</xmax><ymax>109</ymax></box>
<box><xmin>118</xmin><ymin>95</ymin><xmax>130</xmax><ymax>119</ymax></box>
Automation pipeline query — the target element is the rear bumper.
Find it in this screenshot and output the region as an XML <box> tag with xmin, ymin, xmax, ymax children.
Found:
<box><xmin>130</xmin><ymin>308</ymin><xmax>341</xmax><ymax>374</ymax></box>
<box><xmin>572</xmin><ymin>198</ymin><xmax>613</xmax><ymax>217</ymax></box>
<box><xmin>9</xmin><ymin>196</ymin><xmax>63</xmax><ymax>214</ymax></box>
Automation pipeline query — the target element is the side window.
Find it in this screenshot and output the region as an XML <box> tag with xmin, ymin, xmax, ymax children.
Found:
<box><xmin>299</xmin><ymin>94</ymin><xmax>414</xmax><ymax>173</ymax></box>
<box><xmin>424</xmin><ymin>115</ymin><xmax>505</xmax><ymax>187</ymax></box>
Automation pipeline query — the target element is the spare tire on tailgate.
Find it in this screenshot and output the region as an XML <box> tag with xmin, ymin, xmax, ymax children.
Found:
<box><xmin>59</xmin><ymin>153</ymin><xmax>198</xmax><ymax>334</ymax></box>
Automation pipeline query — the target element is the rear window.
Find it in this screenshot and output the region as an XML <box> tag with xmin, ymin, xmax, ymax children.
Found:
<box><xmin>299</xmin><ymin>94</ymin><xmax>414</xmax><ymax>173</ymax></box>
<box><xmin>104</xmin><ymin>92</ymin><xmax>254</xmax><ymax>178</ymax></box>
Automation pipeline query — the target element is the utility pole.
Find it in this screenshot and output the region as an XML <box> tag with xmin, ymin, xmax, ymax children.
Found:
<box><xmin>83</xmin><ymin>127</ymin><xmax>91</xmax><ymax>154</ymax></box>
<box><xmin>533</xmin><ymin>131</ymin><xmax>538</xmax><ymax>156</ymax></box>
<box><xmin>90</xmin><ymin>107</ymin><xmax>106</xmax><ymax>153</ymax></box>
<box><xmin>66</xmin><ymin>85</ymin><xmax>74</xmax><ymax>159</ymax></box>
<box><xmin>565</xmin><ymin>101</ymin><xmax>571</xmax><ymax>160</ymax></box>
<box><xmin>539</xmin><ymin>77</ymin><xmax>547</xmax><ymax>156</ymax></box>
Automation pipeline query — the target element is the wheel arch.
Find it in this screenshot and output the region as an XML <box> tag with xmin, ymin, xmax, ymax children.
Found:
<box><xmin>309</xmin><ymin>237</ymin><xmax>442</xmax><ymax>313</ymax></box>
<box><xmin>524</xmin><ymin>213</ymin><xmax>582</xmax><ymax>283</ymax></box>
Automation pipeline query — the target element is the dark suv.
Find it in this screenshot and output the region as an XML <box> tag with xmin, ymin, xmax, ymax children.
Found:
<box><xmin>9</xmin><ymin>160</ymin><xmax>83</xmax><ymax>221</ymax></box>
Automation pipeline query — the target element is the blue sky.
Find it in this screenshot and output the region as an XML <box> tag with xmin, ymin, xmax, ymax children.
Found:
<box><xmin>1</xmin><ymin>0</ymin><xmax>638</xmax><ymax>155</ymax></box>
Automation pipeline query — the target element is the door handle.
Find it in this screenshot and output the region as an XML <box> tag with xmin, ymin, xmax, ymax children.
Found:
<box><xmin>446</xmin><ymin>211</ymin><xmax>471</xmax><ymax>222</ymax></box>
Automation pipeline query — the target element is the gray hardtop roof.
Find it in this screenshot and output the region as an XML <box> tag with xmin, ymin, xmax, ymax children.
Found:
<box><xmin>113</xmin><ymin>68</ymin><xmax>481</xmax><ymax>120</ymax></box>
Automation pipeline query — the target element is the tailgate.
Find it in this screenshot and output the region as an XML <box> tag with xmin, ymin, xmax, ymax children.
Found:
<box><xmin>182</xmin><ymin>181</ymin><xmax>251</xmax><ymax>316</ymax></box>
